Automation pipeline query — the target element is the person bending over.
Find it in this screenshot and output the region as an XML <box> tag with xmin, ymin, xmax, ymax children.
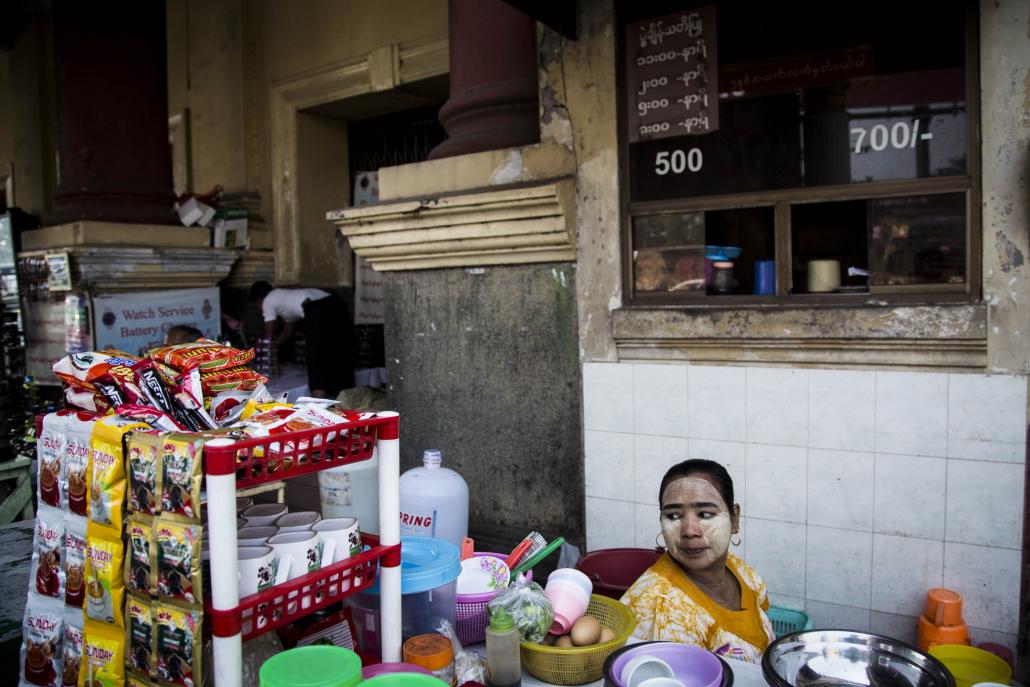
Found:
<box><xmin>247</xmin><ymin>281</ymin><xmax>355</xmax><ymax>398</ymax></box>
<box><xmin>621</xmin><ymin>459</ymin><xmax>774</xmax><ymax>662</ymax></box>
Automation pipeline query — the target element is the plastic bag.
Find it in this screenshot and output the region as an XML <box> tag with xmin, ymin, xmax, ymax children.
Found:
<box><xmin>486</xmin><ymin>573</ymin><xmax>553</xmax><ymax>643</ymax></box>
<box><xmin>436</xmin><ymin>619</ymin><xmax>486</xmax><ymax>686</ymax></box>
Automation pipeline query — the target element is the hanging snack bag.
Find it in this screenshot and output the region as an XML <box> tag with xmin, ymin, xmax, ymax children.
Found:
<box><xmin>80</xmin><ymin>619</ymin><xmax>126</xmax><ymax>687</ymax></box>
<box><xmin>20</xmin><ymin>594</ymin><xmax>64</xmax><ymax>687</ymax></box>
<box><xmin>155</xmin><ymin>518</ymin><xmax>202</xmax><ymax>605</ymax></box>
<box><xmin>37</xmin><ymin>412</ymin><xmax>68</xmax><ymax>509</ymax></box>
<box><xmin>83</xmin><ymin>530</ymin><xmax>126</xmax><ymax>628</ymax></box>
<box><xmin>154</xmin><ymin>602</ymin><xmax>202</xmax><ymax>687</ymax></box>
<box><xmin>64</xmin><ymin>413</ymin><xmax>95</xmax><ymax>518</ymax></box>
<box><xmin>161</xmin><ymin>434</ymin><xmax>204</xmax><ymax>522</ymax></box>
<box><xmin>88</xmin><ymin>416</ymin><xmax>148</xmax><ymax>535</ymax></box>
<box><xmin>127</xmin><ymin>431</ymin><xmax>163</xmax><ymax>516</ymax></box>
<box><xmin>148</xmin><ymin>338</ymin><xmax>254</xmax><ymax>374</ymax></box>
<box><xmin>31</xmin><ymin>504</ymin><xmax>66</xmax><ymax>600</ymax></box>
<box><xmin>62</xmin><ymin>609</ymin><xmax>83</xmax><ymax>687</ymax></box>
<box><xmin>126</xmin><ymin>515</ymin><xmax>155</xmax><ymax>596</ymax></box>
<box><xmin>64</xmin><ymin>516</ymin><xmax>87</xmax><ymax>609</ymax></box>
<box><xmin>127</xmin><ymin>595</ymin><xmax>155</xmax><ymax>676</ymax></box>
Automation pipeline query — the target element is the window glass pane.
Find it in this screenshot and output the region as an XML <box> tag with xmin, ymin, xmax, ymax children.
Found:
<box><xmin>791</xmin><ymin>200</ymin><xmax>869</xmax><ymax>294</ymax></box>
<box><xmin>625</xmin><ymin>1</ymin><xmax>967</xmax><ymax>202</ymax></box>
<box><xmin>633</xmin><ymin>207</ymin><xmax>774</xmax><ymax>295</ymax></box>
<box><xmin>869</xmin><ymin>193</ymin><xmax>966</xmax><ymax>286</ymax></box>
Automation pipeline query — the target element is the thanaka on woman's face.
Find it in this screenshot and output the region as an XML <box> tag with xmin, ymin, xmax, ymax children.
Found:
<box><xmin>660</xmin><ymin>475</ymin><xmax>738</xmax><ymax>574</ymax></box>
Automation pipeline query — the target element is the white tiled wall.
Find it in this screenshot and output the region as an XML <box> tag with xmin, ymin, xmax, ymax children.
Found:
<box><xmin>582</xmin><ymin>362</ymin><xmax>1027</xmax><ymax>646</ymax></box>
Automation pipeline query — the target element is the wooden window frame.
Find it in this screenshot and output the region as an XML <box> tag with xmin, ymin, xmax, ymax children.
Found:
<box><xmin>618</xmin><ymin>3</ymin><xmax>981</xmax><ymax>308</ymax></box>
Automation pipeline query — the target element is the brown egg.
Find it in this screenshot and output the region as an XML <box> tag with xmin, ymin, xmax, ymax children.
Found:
<box><xmin>599</xmin><ymin>626</ymin><xmax>617</xmax><ymax>644</ymax></box>
<box><xmin>554</xmin><ymin>635</ymin><xmax>575</xmax><ymax>648</ymax></box>
<box><xmin>570</xmin><ymin>615</ymin><xmax>602</xmax><ymax>646</ymax></box>
<box><xmin>542</xmin><ymin>633</ymin><xmax>557</xmax><ymax>646</ymax></box>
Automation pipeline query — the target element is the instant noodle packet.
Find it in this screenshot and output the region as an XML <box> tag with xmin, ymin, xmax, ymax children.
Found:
<box><xmin>64</xmin><ymin>515</ymin><xmax>87</xmax><ymax>609</ymax></box>
<box><xmin>198</xmin><ymin>366</ymin><xmax>267</xmax><ymax>395</ymax></box>
<box><xmin>31</xmin><ymin>504</ymin><xmax>66</xmax><ymax>600</ymax></box>
<box><xmin>83</xmin><ymin>530</ymin><xmax>126</xmax><ymax>628</ymax></box>
<box><xmin>80</xmin><ymin>619</ymin><xmax>126</xmax><ymax>687</ymax></box>
<box><xmin>62</xmin><ymin>608</ymin><xmax>84</xmax><ymax>687</ymax></box>
<box><xmin>154</xmin><ymin>601</ymin><xmax>202</xmax><ymax>687</ymax></box>
<box><xmin>147</xmin><ymin>338</ymin><xmax>254</xmax><ymax>374</ymax></box>
<box><xmin>87</xmin><ymin>416</ymin><xmax>148</xmax><ymax>535</ymax></box>
<box><xmin>20</xmin><ymin>594</ymin><xmax>64</xmax><ymax>687</ymax></box>
<box><xmin>127</xmin><ymin>431</ymin><xmax>162</xmax><ymax>516</ymax></box>
<box><xmin>126</xmin><ymin>594</ymin><xmax>155</xmax><ymax>677</ymax></box>
<box><xmin>160</xmin><ymin>434</ymin><xmax>204</xmax><ymax>522</ymax></box>
<box><xmin>155</xmin><ymin>517</ymin><xmax>202</xmax><ymax>605</ymax></box>
<box><xmin>126</xmin><ymin>515</ymin><xmax>155</xmax><ymax>596</ymax></box>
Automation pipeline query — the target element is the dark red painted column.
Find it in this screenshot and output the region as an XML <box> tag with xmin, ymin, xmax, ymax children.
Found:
<box><xmin>428</xmin><ymin>0</ymin><xmax>539</xmax><ymax>160</ymax></box>
<box><xmin>50</xmin><ymin>1</ymin><xmax>176</xmax><ymax>224</ymax></box>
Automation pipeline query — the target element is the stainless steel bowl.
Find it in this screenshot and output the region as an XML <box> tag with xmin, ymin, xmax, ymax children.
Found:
<box><xmin>763</xmin><ymin>631</ymin><xmax>956</xmax><ymax>687</ymax></box>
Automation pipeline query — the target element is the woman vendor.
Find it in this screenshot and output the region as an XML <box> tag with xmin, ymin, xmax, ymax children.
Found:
<box><xmin>621</xmin><ymin>459</ymin><xmax>775</xmax><ymax>662</ymax></box>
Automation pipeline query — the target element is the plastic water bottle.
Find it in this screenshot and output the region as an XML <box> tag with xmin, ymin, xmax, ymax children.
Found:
<box><xmin>398</xmin><ymin>449</ymin><xmax>468</xmax><ymax>550</ymax></box>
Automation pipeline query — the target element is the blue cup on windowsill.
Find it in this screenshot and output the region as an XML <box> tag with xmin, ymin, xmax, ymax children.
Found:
<box><xmin>755</xmin><ymin>260</ymin><xmax>776</xmax><ymax>295</ymax></box>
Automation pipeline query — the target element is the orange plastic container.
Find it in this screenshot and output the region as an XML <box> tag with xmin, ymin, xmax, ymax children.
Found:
<box><xmin>925</xmin><ymin>588</ymin><xmax>964</xmax><ymax>626</ymax></box>
<box><xmin>917</xmin><ymin>614</ymin><xmax>969</xmax><ymax>651</ymax></box>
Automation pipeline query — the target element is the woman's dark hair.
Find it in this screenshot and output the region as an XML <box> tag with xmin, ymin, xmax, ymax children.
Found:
<box><xmin>247</xmin><ymin>280</ymin><xmax>273</xmax><ymax>302</ymax></box>
<box><xmin>166</xmin><ymin>324</ymin><xmax>203</xmax><ymax>341</ymax></box>
<box><xmin>659</xmin><ymin>459</ymin><xmax>734</xmax><ymax>510</ymax></box>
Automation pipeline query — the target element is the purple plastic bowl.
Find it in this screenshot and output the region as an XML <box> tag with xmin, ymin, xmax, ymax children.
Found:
<box><xmin>362</xmin><ymin>662</ymin><xmax>434</xmax><ymax>679</ymax></box>
<box><xmin>610</xmin><ymin>643</ymin><xmax>723</xmax><ymax>687</ymax></box>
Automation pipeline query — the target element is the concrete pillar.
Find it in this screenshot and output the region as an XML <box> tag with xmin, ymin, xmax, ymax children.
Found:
<box><xmin>428</xmin><ymin>0</ymin><xmax>539</xmax><ymax>160</ymax></box>
<box><xmin>50</xmin><ymin>1</ymin><xmax>175</xmax><ymax>224</ymax></box>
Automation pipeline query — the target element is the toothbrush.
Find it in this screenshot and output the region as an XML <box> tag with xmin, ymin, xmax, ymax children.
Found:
<box><xmin>511</xmin><ymin>531</ymin><xmax>547</xmax><ymax>569</ymax></box>
<box><xmin>512</xmin><ymin>536</ymin><xmax>565</xmax><ymax>576</ymax></box>
<box><xmin>504</xmin><ymin>538</ymin><xmax>534</xmax><ymax>569</ymax></box>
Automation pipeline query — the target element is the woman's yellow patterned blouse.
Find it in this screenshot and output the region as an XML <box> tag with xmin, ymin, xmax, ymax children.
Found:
<box><xmin>620</xmin><ymin>551</ymin><xmax>776</xmax><ymax>663</ymax></box>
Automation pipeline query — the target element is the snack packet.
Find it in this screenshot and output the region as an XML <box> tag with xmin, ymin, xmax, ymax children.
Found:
<box><xmin>81</xmin><ymin>619</ymin><xmax>126</xmax><ymax>687</ymax></box>
<box><xmin>62</xmin><ymin>608</ymin><xmax>84</xmax><ymax>687</ymax></box>
<box><xmin>37</xmin><ymin>412</ymin><xmax>69</xmax><ymax>509</ymax></box>
<box><xmin>155</xmin><ymin>518</ymin><xmax>202</xmax><ymax>605</ymax></box>
<box><xmin>126</xmin><ymin>515</ymin><xmax>155</xmax><ymax>596</ymax></box>
<box><xmin>83</xmin><ymin>530</ymin><xmax>126</xmax><ymax>627</ymax></box>
<box><xmin>52</xmin><ymin>351</ymin><xmax>140</xmax><ymax>390</ymax></box>
<box><xmin>127</xmin><ymin>431</ymin><xmax>162</xmax><ymax>516</ymax></box>
<box><xmin>63</xmin><ymin>384</ymin><xmax>112</xmax><ymax>415</ymax></box>
<box><xmin>115</xmin><ymin>404</ymin><xmax>186</xmax><ymax>432</ymax></box>
<box><xmin>148</xmin><ymin>338</ymin><xmax>254</xmax><ymax>374</ymax></box>
<box><xmin>64</xmin><ymin>516</ymin><xmax>87</xmax><ymax>609</ymax></box>
<box><xmin>154</xmin><ymin>602</ymin><xmax>202</xmax><ymax>687</ymax></box>
<box><xmin>31</xmin><ymin>504</ymin><xmax>66</xmax><ymax>600</ymax></box>
<box><xmin>20</xmin><ymin>594</ymin><xmax>64</xmax><ymax>687</ymax></box>
<box><xmin>87</xmin><ymin>416</ymin><xmax>148</xmax><ymax>534</ymax></box>
<box><xmin>127</xmin><ymin>594</ymin><xmax>155</xmax><ymax>676</ymax></box>
<box><xmin>198</xmin><ymin>366</ymin><xmax>267</xmax><ymax>395</ymax></box>
<box><xmin>64</xmin><ymin>413</ymin><xmax>95</xmax><ymax>518</ymax></box>
<box><xmin>133</xmin><ymin>359</ymin><xmax>176</xmax><ymax>415</ymax></box>
<box><xmin>160</xmin><ymin>435</ymin><xmax>205</xmax><ymax>522</ymax></box>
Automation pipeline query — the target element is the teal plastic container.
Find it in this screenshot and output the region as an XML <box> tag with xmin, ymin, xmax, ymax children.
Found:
<box><xmin>260</xmin><ymin>645</ymin><xmax>363</xmax><ymax>687</ymax></box>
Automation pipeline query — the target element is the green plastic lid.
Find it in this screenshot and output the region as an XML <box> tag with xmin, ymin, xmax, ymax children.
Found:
<box><xmin>489</xmin><ymin>607</ymin><xmax>515</xmax><ymax>632</ymax></box>
<box><xmin>361</xmin><ymin>674</ymin><xmax>450</xmax><ymax>687</ymax></box>
<box><xmin>260</xmin><ymin>646</ymin><xmax>363</xmax><ymax>687</ymax></box>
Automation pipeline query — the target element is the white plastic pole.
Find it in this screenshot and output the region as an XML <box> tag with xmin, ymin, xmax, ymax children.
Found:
<box><xmin>206</xmin><ymin>438</ymin><xmax>243</xmax><ymax>687</ymax></box>
<box><xmin>376</xmin><ymin>411</ymin><xmax>402</xmax><ymax>662</ymax></box>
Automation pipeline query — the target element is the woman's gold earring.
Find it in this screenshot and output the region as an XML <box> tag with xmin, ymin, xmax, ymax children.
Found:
<box><xmin>731</xmin><ymin>533</ymin><xmax>742</xmax><ymax>547</ymax></box>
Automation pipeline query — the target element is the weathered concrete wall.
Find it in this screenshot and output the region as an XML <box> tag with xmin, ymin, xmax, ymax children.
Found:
<box><xmin>383</xmin><ymin>264</ymin><xmax>583</xmax><ymax>544</ymax></box>
<box><xmin>981</xmin><ymin>1</ymin><xmax>1030</xmax><ymax>374</ymax></box>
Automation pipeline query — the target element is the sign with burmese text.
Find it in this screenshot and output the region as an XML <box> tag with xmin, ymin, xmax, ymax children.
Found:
<box><xmin>93</xmin><ymin>287</ymin><xmax>220</xmax><ymax>356</ymax></box>
<box><xmin>626</xmin><ymin>5</ymin><xmax>718</xmax><ymax>143</ymax></box>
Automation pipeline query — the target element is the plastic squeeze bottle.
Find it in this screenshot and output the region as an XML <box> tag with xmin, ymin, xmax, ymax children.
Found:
<box><xmin>398</xmin><ymin>449</ymin><xmax>469</xmax><ymax>550</ymax></box>
<box><xmin>485</xmin><ymin>608</ymin><xmax>521</xmax><ymax>687</ymax></box>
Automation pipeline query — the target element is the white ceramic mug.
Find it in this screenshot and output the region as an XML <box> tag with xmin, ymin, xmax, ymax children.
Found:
<box><xmin>311</xmin><ymin>517</ymin><xmax>360</xmax><ymax>564</ymax></box>
<box><xmin>238</xmin><ymin>545</ymin><xmax>289</xmax><ymax>598</ymax></box>
<box><xmin>622</xmin><ymin>656</ymin><xmax>675</xmax><ymax>687</ymax></box>
<box><xmin>267</xmin><ymin>531</ymin><xmax>334</xmax><ymax>580</ymax></box>
<box><xmin>241</xmin><ymin>503</ymin><xmax>288</xmax><ymax>527</ymax></box>
<box><xmin>275</xmin><ymin>511</ymin><xmax>321</xmax><ymax>533</ymax></box>
<box><xmin>238</xmin><ymin>526</ymin><xmax>278</xmax><ymax>546</ymax></box>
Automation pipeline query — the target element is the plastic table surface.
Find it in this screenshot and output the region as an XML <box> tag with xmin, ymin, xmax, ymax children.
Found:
<box><xmin>469</xmin><ymin>638</ymin><xmax>767</xmax><ymax>687</ymax></box>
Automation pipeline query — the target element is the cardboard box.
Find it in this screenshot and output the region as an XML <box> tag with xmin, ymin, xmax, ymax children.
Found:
<box><xmin>211</xmin><ymin>208</ymin><xmax>249</xmax><ymax>248</ymax></box>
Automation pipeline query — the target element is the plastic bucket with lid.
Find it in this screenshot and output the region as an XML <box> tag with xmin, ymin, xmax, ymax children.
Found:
<box><xmin>347</xmin><ymin>537</ymin><xmax>461</xmax><ymax>657</ymax></box>
<box><xmin>260</xmin><ymin>645</ymin><xmax>363</xmax><ymax>687</ymax></box>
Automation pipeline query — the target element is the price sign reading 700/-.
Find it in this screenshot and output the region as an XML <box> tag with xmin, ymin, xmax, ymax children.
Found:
<box><xmin>851</xmin><ymin>119</ymin><xmax>932</xmax><ymax>154</ymax></box>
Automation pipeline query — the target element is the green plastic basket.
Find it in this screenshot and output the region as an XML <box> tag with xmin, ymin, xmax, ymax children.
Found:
<box><xmin>767</xmin><ymin>605</ymin><xmax>813</xmax><ymax>637</ymax></box>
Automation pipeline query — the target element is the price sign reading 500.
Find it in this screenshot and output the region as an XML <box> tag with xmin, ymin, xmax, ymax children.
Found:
<box><xmin>850</xmin><ymin>119</ymin><xmax>932</xmax><ymax>154</ymax></box>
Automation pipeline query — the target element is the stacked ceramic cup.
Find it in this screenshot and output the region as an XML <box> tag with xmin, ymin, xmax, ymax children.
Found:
<box><xmin>544</xmin><ymin>568</ymin><xmax>594</xmax><ymax>634</ymax></box>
